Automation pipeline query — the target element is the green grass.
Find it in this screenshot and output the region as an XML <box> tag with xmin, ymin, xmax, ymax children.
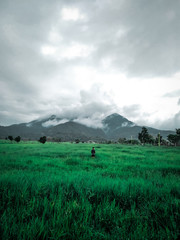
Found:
<box><xmin>0</xmin><ymin>141</ymin><xmax>180</xmax><ymax>240</ymax></box>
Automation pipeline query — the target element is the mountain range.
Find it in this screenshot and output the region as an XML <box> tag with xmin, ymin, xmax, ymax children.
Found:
<box><xmin>0</xmin><ymin>113</ymin><xmax>175</xmax><ymax>141</ymax></box>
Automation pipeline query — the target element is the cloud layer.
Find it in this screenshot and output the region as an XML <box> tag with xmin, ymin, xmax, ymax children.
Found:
<box><xmin>0</xmin><ymin>0</ymin><xmax>179</xmax><ymax>130</ymax></box>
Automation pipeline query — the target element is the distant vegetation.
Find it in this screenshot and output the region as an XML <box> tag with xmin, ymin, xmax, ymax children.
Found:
<box><xmin>14</xmin><ymin>136</ymin><xmax>21</xmax><ymax>143</ymax></box>
<box><xmin>7</xmin><ymin>135</ymin><xmax>13</xmax><ymax>142</ymax></box>
<box><xmin>138</xmin><ymin>127</ymin><xmax>180</xmax><ymax>146</ymax></box>
<box><xmin>4</xmin><ymin>127</ymin><xmax>180</xmax><ymax>146</ymax></box>
<box><xmin>167</xmin><ymin>129</ymin><xmax>180</xmax><ymax>146</ymax></box>
<box><xmin>0</xmin><ymin>141</ymin><xmax>179</xmax><ymax>239</ymax></box>
<box><xmin>7</xmin><ymin>135</ymin><xmax>21</xmax><ymax>143</ymax></box>
<box><xmin>39</xmin><ymin>136</ymin><xmax>47</xmax><ymax>144</ymax></box>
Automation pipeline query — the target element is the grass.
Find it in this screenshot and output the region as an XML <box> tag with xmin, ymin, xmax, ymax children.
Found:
<box><xmin>0</xmin><ymin>141</ymin><xmax>180</xmax><ymax>239</ymax></box>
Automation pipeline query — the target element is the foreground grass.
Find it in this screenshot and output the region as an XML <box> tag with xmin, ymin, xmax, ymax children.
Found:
<box><xmin>0</xmin><ymin>141</ymin><xmax>180</xmax><ymax>239</ymax></box>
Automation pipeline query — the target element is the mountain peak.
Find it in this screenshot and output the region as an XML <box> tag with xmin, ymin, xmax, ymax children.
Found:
<box><xmin>103</xmin><ymin>113</ymin><xmax>128</xmax><ymax>122</ymax></box>
<box><xmin>110</xmin><ymin>113</ymin><xmax>120</xmax><ymax>117</ymax></box>
<box><xmin>108</xmin><ymin>113</ymin><xmax>121</xmax><ymax>117</ymax></box>
<box><xmin>105</xmin><ymin>113</ymin><xmax>125</xmax><ymax>120</ymax></box>
<box><xmin>102</xmin><ymin>113</ymin><xmax>136</xmax><ymax>132</ymax></box>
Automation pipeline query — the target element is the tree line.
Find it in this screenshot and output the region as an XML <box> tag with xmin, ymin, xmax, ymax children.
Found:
<box><xmin>5</xmin><ymin>127</ymin><xmax>180</xmax><ymax>146</ymax></box>
<box><xmin>6</xmin><ymin>136</ymin><xmax>21</xmax><ymax>143</ymax></box>
<box><xmin>138</xmin><ymin>127</ymin><xmax>180</xmax><ymax>146</ymax></box>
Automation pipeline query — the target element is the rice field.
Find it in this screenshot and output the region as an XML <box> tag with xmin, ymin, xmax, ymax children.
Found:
<box><xmin>0</xmin><ymin>141</ymin><xmax>179</xmax><ymax>239</ymax></box>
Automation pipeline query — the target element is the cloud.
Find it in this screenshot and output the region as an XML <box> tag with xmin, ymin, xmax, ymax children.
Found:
<box><xmin>61</xmin><ymin>7</ymin><xmax>85</xmax><ymax>21</ymax></box>
<box><xmin>163</xmin><ymin>89</ymin><xmax>180</xmax><ymax>98</ymax></box>
<box><xmin>0</xmin><ymin>0</ymin><xmax>180</xmax><ymax>131</ymax></box>
<box><xmin>122</xmin><ymin>104</ymin><xmax>142</xmax><ymax>118</ymax></box>
<box><xmin>53</xmin><ymin>85</ymin><xmax>119</xmax><ymax>128</ymax></box>
<box><xmin>42</xmin><ymin>119</ymin><xmax>69</xmax><ymax>127</ymax></box>
<box><xmin>152</xmin><ymin>111</ymin><xmax>180</xmax><ymax>131</ymax></box>
<box><xmin>77</xmin><ymin>0</ymin><xmax>180</xmax><ymax>76</ymax></box>
<box><xmin>73</xmin><ymin>117</ymin><xmax>104</xmax><ymax>129</ymax></box>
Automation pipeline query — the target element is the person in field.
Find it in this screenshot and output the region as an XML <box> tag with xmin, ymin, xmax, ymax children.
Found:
<box><xmin>91</xmin><ymin>147</ymin><xmax>95</xmax><ymax>157</ymax></box>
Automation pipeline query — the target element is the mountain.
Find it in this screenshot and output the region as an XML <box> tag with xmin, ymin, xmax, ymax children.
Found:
<box><xmin>0</xmin><ymin>115</ymin><xmax>106</xmax><ymax>141</ymax></box>
<box><xmin>102</xmin><ymin>113</ymin><xmax>174</xmax><ymax>140</ymax></box>
<box><xmin>46</xmin><ymin>121</ymin><xmax>106</xmax><ymax>141</ymax></box>
<box><xmin>0</xmin><ymin>113</ymin><xmax>175</xmax><ymax>141</ymax></box>
<box><xmin>102</xmin><ymin>113</ymin><xmax>135</xmax><ymax>134</ymax></box>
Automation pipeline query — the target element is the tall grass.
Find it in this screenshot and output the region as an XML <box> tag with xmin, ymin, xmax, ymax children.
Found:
<box><xmin>0</xmin><ymin>141</ymin><xmax>179</xmax><ymax>239</ymax></box>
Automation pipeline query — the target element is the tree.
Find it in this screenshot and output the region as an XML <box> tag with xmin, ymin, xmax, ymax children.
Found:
<box><xmin>39</xmin><ymin>136</ymin><xmax>47</xmax><ymax>144</ymax></box>
<box><xmin>75</xmin><ymin>139</ymin><xmax>80</xmax><ymax>144</ymax></box>
<box><xmin>148</xmin><ymin>134</ymin><xmax>155</xmax><ymax>145</ymax></box>
<box><xmin>138</xmin><ymin>127</ymin><xmax>151</xmax><ymax>144</ymax></box>
<box><xmin>8</xmin><ymin>136</ymin><xmax>13</xmax><ymax>142</ymax></box>
<box><xmin>15</xmin><ymin>136</ymin><xmax>21</xmax><ymax>143</ymax></box>
<box><xmin>176</xmin><ymin>128</ymin><xmax>180</xmax><ymax>136</ymax></box>
<box><xmin>167</xmin><ymin>134</ymin><xmax>178</xmax><ymax>146</ymax></box>
<box><xmin>176</xmin><ymin>128</ymin><xmax>180</xmax><ymax>144</ymax></box>
<box><xmin>167</xmin><ymin>129</ymin><xmax>180</xmax><ymax>146</ymax></box>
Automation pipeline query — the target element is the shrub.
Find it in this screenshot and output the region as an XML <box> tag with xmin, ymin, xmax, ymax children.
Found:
<box><xmin>14</xmin><ymin>136</ymin><xmax>21</xmax><ymax>143</ymax></box>
<box><xmin>39</xmin><ymin>136</ymin><xmax>47</xmax><ymax>144</ymax></box>
<box><xmin>8</xmin><ymin>136</ymin><xmax>13</xmax><ymax>142</ymax></box>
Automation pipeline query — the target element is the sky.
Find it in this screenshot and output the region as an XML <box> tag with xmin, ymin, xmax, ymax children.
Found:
<box><xmin>0</xmin><ymin>0</ymin><xmax>180</xmax><ymax>130</ymax></box>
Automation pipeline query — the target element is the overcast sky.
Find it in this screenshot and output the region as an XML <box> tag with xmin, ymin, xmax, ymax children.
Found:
<box><xmin>0</xmin><ymin>0</ymin><xmax>180</xmax><ymax>130</ymax></box>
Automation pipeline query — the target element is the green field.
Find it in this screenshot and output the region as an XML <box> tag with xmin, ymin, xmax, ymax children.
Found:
<box><xmin>0</xmin><ymin>141</ymin><xmax>180</xmax><ymax>240</ymax></box>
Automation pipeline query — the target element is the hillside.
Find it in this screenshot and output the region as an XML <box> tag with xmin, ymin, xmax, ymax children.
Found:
<box><xmin>0</xmin><ymin>113</ymin><xmax>175</xmax><ymax>141</ymax></box>
<box><xmin>102</xmin><ymin>114</ymin><xmax>174</xmax><ymax>140</ymax></box>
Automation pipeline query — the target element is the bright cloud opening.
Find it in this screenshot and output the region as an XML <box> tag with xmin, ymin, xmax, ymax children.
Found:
<box><xmin>61</xmin><ymin>43</ymin><xmax>94</xmax><ymax>59</ymax></box>
<box><xmin>41</xmin><ymin>45</ymin><xmax>56</xmax><ymax>55</ymax></box>
<box><xmin>61</xmin><ymin>7</ymin><xmax>85</xmax><ymax>21</ymax></box>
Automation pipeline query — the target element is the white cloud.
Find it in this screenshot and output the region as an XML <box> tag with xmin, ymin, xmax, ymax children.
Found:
<box><xmin>61</xmin><ymin>43</ymin><xmax>95</xmax><ymax>59</ymax></box>
<box><xmin>61</xmin><ymin>7</ymin><xmax>85</xmax><ymax>21</ymax></box>
<box><xmin>42</xmin><ymin>119</ymin><xmax>69</xmax><ymax>127</ymax></box>
<box><xmin>40</xmin><ymin>42</ymin><xmax>95</xmax><ymax>60</ymax></box>
<box><xmin>41</xmin><ymin>45</ymin><xmax>56</xmax><ymax>55</ymax></box>
<box><xmin>73</xmin><ymin>117</ymin><xmax>104</xmax><ymax>128</ymax></box>
<box><xmin>149</xmin><ymin>111</ymin><xmax>180</xmax><ymax>131</ymax></box>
